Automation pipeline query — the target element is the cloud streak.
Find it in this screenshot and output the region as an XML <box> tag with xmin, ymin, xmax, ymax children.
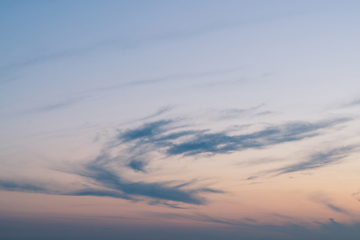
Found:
<box><xmin>274</xmin><ymin>146</ymin><xmax>355</xmax><ymax>175</ymax></box>
<box><xmin>0</xmin><ymin>116</ymin><xmax>350</xmax><ymax>207</ymax></box>
<box><xmin>310</xmin><ymin>194</ymin><xmax>351</xmax><ymax>216</ymax></box>
<box><xmin>117</xmin><ymin>118</ymin><xmax>348</xmax><ymax>157</ymax></box>
<box><xmin>0</xmin><ymin>179</ymin><xmax>48</xmax><ymax>193</ymax></box>
<box><xmin>74</xmin><ymin>117</ymin><xmax>348</xmax><ymax>204</ymax></box>
<box><xmin>77</xmin><ymin>162</ymin><xmax>211</xmax><ymax>205</ymax></box>
<box><xmin>35</xmin><ymin>97</ymin><xmax>85</xmax><ymax>113</ymax></box>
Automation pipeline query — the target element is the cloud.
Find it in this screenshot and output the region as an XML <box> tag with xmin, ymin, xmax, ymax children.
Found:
<box><xmin>323</xmin><ymin>203</ymin><xmax>349</xmax><ymax>215</ymax></box>
<box><xmin>148</xmin><ymin>200</ymin><xmax>188</xmax><ymax>209</ymax></box>
<box><xmin>35</xmin><ymin>97</ymin><xmax>84</xmax><ymax>113</ymax></box>
<box><xmin>75</xmin><ymin>162</ymin><xmax>213</xmax><ymax>205</ymax></box>
<box><xmin>149</xmin><ymin>212</ymin><xmax>247</xmax><ymax>227</ymax></box>
<box><xmin>309</xmin><ymin>193</ymin><xmax>351</xmax><ymax>215</ymax></box>
<box><xmin>165</xmin><ymin>118</ymin><xmax>348</xmax><ymax>156</ymax></box>
<box><xmin>352</xmin><ymin>191</ymin><xmax>360</xmax><ymax>201</ymax></box>
<box><xmin>274</xmin><ymin>146</ymin><xmax>355</xmax><ymax>175</ymax></box>
<box><xmin>0</xmin><ymin>173</ymin><xmax>212</xmax><ymax>206</ymax></box>
<box><xmin>127</xmin><ymin>159</ymin><xmax>147</xmax><ymax>172</ymax></box>
<box><xmin>114</xmin><ymin>117</ymin><xmax>348</xmax><ymax>161</ymax></box>
<box><xmin>213</xmin><ymin>104</ymin><xmax>264</xmax><ymax>120</ymax></box>
<box><xmin>0</xmin><ymin>178</ymin><xmax>135</xmax><ymax>200</ymax></box>
<box><xmin>66</xmin><ymin>188</ymin><xmax>133</xmax><ymax>200</ymax></box>
<box><xmin>245</xmin><ymin>176</ymin><xmax>258</xmax><ymax>181</ymax></box>
<box><xmin>255</xmin><ymin>111</ymin><xmax>275</xmax><ymax>116</ymax></box>
<box><xmin>0</xmin><ymin>116</ymin><xmax>350</xmax><ymax>206</ymax></box>
<box><xmin>93</xmin><ymin>68</ymin><xmax>242</xmax><ymax>94</ymax></box>
<box><xmin>0</xmin><ymin>179</ymin><xmax>48</xmax><ymax>193</ymax></box>
<box><xmin>340</xmin><ymin>98</ymin><xmax>360</xmax><ymax>108</ymax></box>
<box><xmin>119</xmin><ymin>120</ymin><xmax>173</xmax><ymax>142</ymax></box>
<box><xmin>141</xmin><ymin>105</ymin><xmax>173</xmax><ymax>121</ymax></box>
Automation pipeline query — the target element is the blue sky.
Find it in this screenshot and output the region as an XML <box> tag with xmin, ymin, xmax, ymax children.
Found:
<box><xmin>1</xmin><ymin>1</ymin><xmax>360</xmax><ymax>239</ymax></box>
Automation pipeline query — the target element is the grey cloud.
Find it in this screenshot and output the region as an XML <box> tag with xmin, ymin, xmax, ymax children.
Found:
<box><xmin>127</xmin><ymin>159</ymin><xmax>147</xmax><ymax>172</ymax></box>
<box><xmin>255</xmin><ymin>111</ymin><xmax>275</xmax><ymax>116</ymax></box>
<box><xmin>324</xmin><ymin>203</ymin><xmax>349</xmax><ymax>214</ymax></box>
<box><xmin>148</xmin><ymin>200</ymin><xmax>188</xmax><ymax>209</ymax></box>
<box><xmin>198</xmin><ymin>188</ymin><xmax>224</xmax><ymax>194</ymax></box>
<box><xmin>66</xmin><ymin>189</ymin><xmax>133</xmax><ymax>200</ymax></box>
<box><xmin>0</xmin><ymin>178</ymin><xmax>134</xmax><ymax>200</ymax></box>
<box><xmin>166</xmin><ymin>132</ymin><xmax>241</xmax><ymax>156</ymax></box>
<box><xmin>0</xmin><ymin>179</ymin><xmax>48</xmax><ymax>193</ymax></box>
<box><xmin>348</xmin><ymin>99</ymin><xmax>360</xmax><ymax>106</ymax></box>
<box><xmin>2</xmin><ymin>19</ymin><xmax>237</xmax><ymax>73</ymax></box>
<box><xmin>243</xmin><ymin>217</ymin><xmax>257</xmax><ymax>223</ymax></box>
<box><xmin>70</xmin><ymin>114</ymin><xmax>347</xmax><ymax>177</ymax></box>
<box><xmin>0</xmin><ymin>179</ymin><xmax>133</xmax><ymax>200</ymax></box>
<box><xmin>94</xmin><ymin>68</ymin><xmax>241</xmax><ymax>94</ymax></box>
<box><xmin>352</xmin><ymin>191</ymin><xmax>360</xmax><ymax>201</ymax></box>
<box><xmin>341</xmin><ymin>98</ymin><xmax>360</xmax><ymax>108</ymax></box>
<box><xmin>68</xmin><ymin>117</ymin><xmax>349</xmax><ymax>204</ymax></box>
<box><xmin>119</xmin><ymin>120</ymin><xmax>173</xmax><ymax>142</ymax></box>
<box><xmin>275</xmin><ymin>146</ymin><xmax>354</xmax><ymax>175</ymax></box>
<box><xmin>141</xmin><ymin>105</ymin><xmax>173</xmax><ymax>121</ymax></box>
<box><xmin>1</xmin><ymin>0</ymin><xmax>297</xmax><ymax>79</ymax></box>
<box><xmin>166</xmin><ymin>118</ymin><xmax>348</xmax><ymax>156</ymax></box>
<box><xmin>150</xmin><ymin>212</ymin><xmax>247</xmax><ymax>227</ymax></box>
<box><xmin>212</xmin><ymin>104</ymin><xmax>276</xmax><ymax>121</ymax></box>
<box><xmin>162</xmin><ymin>202</ymin><xmax>187</xmax><ymax>209</ymax></box>
<box><xmin>77</xmin><ymin>162</ymin><xmax>210</xmax><ymax>205</ymax></box>
<box><xmin>214</xmin><ymin>105</ymin><xmax>263</xmax><ymax>120</ymax></box>
<box><xmin>0</xmin><ymin>116</ymin><xmax>349</xmax><ymax>207</ymax></box>
<box><xmin>20</xmin><ymin>96</ymin><xmax>87</xmax><ymax>115</ymax></box>
<box><xmin>270</xmin><ymin>213</ymin><xmax>296</xmax><ymax>220</ymax></box>
<box><xmin>310</xmin><ymin>193</ymin><xmax>351</xmax><ymax>216</ymax></box>
<box><xmin>239</xmin><ymin>158</ymin><xmax>281</xmax><ymax>167</ymax></box>
<box><xmin>36</xmin><ymin>98</ymin><xmax>83</xmax><ymax>112</ymax></box>
<box><xmin>246</xmin><ymin>176</ymin><xmax>258</xmax><ymax>181</ymax></box>
<box><xmin>0</xmin><ymin>173</ymin><xmax>211</xmax><ymax>206</ymax></box>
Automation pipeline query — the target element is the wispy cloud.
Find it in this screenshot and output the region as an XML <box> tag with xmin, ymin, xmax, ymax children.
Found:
<box><xmin>73</xmin><ymin>117</ymin><xmax>347</xmax><ymax>204</ymax></box>
<box><xmin>245</xmin><ymin>176</ymin><xmax>258</xmax><ymax>181</ymax></box>
<box><xmin>65</xmin><ymin>188</ymin><xmax>133</xmax><ymax>200</ymax></box>
<box><xmin>0</xmin><ymin>179</ymin><xmax>48</xmax><ymax>193</ymax></box>
<box><xmin>94</xmin><ymin>68</ymin><xmax>241</xmax><ymax>93</ymax></box>
<box><xmin>140</xmin><ymin>105</ymin><xmax>173</xmax><ymax>121</ymax></box>
<box><xmin>1</xmin><ymin>2</ymin><xmax>297</xmax><ymax>76</ymax></box>
<box><xmin>119</xmin><ymin>120</ymin><xmax>174</xmax><ymax>142</ymax></box>
<box><xmin>340</xmin><ymin>98</ymin><xmax>360</xmax><ymax>108</ymax></box>
<box><xmin>0</xmin><ymin>178</ymin><xmax>133</xmax><ymax>200</ymax></box>
<box><xmin>0</xmin><ymin>173</ymin><xmax>213</xmax><ymax>206</ymax></box>
<box><xmin>0</xmin><ymin>116</ymin><xmax>350</xmax><ymax>207</ymax></box>
<box><xmin>165</xmin><ymin>118</ymin><xmax>348</xmax><ymax>156</ymax></box>
<box><xmin>212</xmin><ymin>105</ymin><xmax>264</xmax><ymax>120</ymax></box>
<box><xmin>34</xmin><ymin>97</ymin><xmax>85</xmax><ymax>113</ymax></box>
<box><xmin>352</xmin><ymin>191</ymin><xmax>360</xmax><ymax>202</ymax></box>
<box><xmin>127</xmin><ymin>159</ymin><xmax>147</xmax><ymax>172</ymax></box>
<box><xmin>274</xmin><ymin>146</ymin><xmax>355</xmax><ymax>175</ymax></box>
<box><xmin>310</xmin><ymin>193</ymin><xmax>351</xmax><ymax>216</ymax></box>
<box><xmin>76</xmin><ymin>162</ymin><xmax>212</xmax><ymax>205</ymax></box>
<box><xmin>148</xmin><ymin>212</ymin><xmax>248</xmax><ymax>227</ymax></box>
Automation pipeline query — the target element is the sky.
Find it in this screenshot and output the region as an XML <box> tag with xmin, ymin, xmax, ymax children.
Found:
<box><xmin>1</xmin><ymin>0</ymin><xmax>360</xmax><ymax>239</ymax></box>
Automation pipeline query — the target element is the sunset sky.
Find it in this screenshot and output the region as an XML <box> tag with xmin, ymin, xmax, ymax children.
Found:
<box><xmin>1</xmin><ymin>1</ymin><xmax>360</xmax><ymax>239</ymax></box>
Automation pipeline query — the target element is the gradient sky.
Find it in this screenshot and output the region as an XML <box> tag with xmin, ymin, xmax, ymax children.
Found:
<box><xmin>1</xmin><ymin>1</ymin><xmax>360</xmax><ymax>239</ymax></box>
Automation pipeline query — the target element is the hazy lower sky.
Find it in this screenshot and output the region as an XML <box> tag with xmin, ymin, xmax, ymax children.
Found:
<box><xmin>1</xmin><ymin>1</ymin><xmax>360</xmax><ymax>239</ymax></box>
